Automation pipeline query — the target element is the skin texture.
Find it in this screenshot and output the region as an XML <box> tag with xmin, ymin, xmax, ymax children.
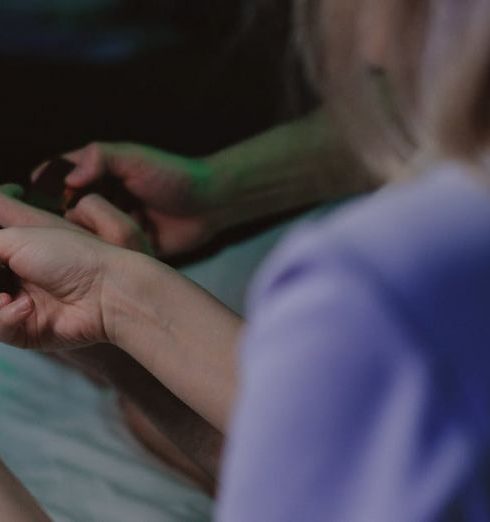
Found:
<box><xmin>0</xmin><ymin>187</ymin><xmax>241</xmax><ymax>430</ymax></box>
<box><xmin>33</xmin><ymin>143</ymin><xmax>222</xmax><ymax>257</ymax></box>
<box><xmin>0</xmin><ymin>225</ymin><xmax>240</xmax><ymax>425</ymax></box>
<box><xmin>33</xmin><ymin>110</ymin><xmax>373</xmax><ymax>257</ymax></box>
<box><xmin>0</xmin><ymin>70</ymin><xmax>377</xmax><ymax>516</ymax></box>
<box><xmin>0</xmin><ymin>188</ymin><xmax>227</xmax><ymax>489</ymax></box>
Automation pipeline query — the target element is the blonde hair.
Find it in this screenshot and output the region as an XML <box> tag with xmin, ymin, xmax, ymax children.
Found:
<box><xmin>296</xmin><ymin>0</ymin><xmax>490</xmax><ymax>181</ymax></box>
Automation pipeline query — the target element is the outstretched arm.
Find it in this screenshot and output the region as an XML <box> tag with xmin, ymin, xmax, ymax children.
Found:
<box><xmin>103</xmin><ymin>250</ymin><xmax>242</xmax><ymax>431</ymax></box>
<box><xmin>0</xmin><ymin>225</ymin><xmax>240</xmax><ymax>431</ymax></box>
<box><xmin>205</xmin><ymin>109</ymin><xmax>373</xmax><ymax>228</ymax></box>
<box><xmin>43</xmin><ymin>109</ymin><xmax>373</xmax><ymax>256</ymax></box>
<box><xmin>0</xmin><ymin>190</ymin><xmax>230</xmax><ymax>487</ymax></box>
<box><xmin>69</xmin><ymin>344</ymin><xmax>223</xmax><ymax>489</ymax></box>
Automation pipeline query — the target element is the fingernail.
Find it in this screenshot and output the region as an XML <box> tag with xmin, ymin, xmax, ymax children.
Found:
<box><xmin>0</xmin><ymin>294</ymin><xmax>11</xmax><ymax>306</ymax></box>
<box><xmin>65</xmin><ymin>169</ymin><xmax>84</xmax><ymax>184</ymax></box>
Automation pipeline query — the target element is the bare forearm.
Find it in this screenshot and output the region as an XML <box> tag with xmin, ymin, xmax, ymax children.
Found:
<box><xmin>205</xmin><ymin>109</ymin><xmax>375</xmax><ymax>227</ymax></box>
<box><xmin>83</xmin><ymin>345</ymin><xmax>223</xmax><ymax>479</ymax></box>
<box><xmin>105</xmin><ymin>253</ymin><xmax>242</xmax><ymax>432</ymax></box>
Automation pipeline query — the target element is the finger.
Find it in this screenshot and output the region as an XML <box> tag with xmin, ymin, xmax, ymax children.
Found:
<box><xmin>0</xmin><ymin>293</ymin><xmax>13</xmax><ymax>307</ymax></box>
<box><xmin>64</xmin><ymin>143</ymin><xmax>113</xmax><ymax>188</ymax></box>
<box><xmin>0</xmin><ymin>191</ymin><xmax>80</xmax><ymax>230</ymax></box>
<box><xmin>65</xmin><ymin>194</ymin><xmax>154</xmax><ymax>254</ymax></box>
<box><xmin>0</xmin><ymin>293</ymin><xmax>33</xmax><ymax>342</ymax></box>
<box><xmin>0</xmin><ymin>184</ymin><xmax>25</xmax><ymax>199</ymax></box>
<box><xmin>31</xmin><ymin>156</ymin><xmax>77</xmax><ymax>183</ymax></box>
<box><xmin>31</xmin><ymin>143</ymin><xmax>109</xmax><ymax>186</ymax></box>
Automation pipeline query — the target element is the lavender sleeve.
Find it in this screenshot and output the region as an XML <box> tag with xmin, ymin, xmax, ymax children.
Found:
<box><xmin>217</xmin><ymin>165</ymin><xmax>490</xmax><ymax>522</ymax></box>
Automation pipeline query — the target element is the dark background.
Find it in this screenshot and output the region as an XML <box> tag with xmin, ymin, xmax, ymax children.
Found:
<box><xmin>0</xmin><ymin>1</ymin><xmax>308</xmax><ymax>186</ymax></box>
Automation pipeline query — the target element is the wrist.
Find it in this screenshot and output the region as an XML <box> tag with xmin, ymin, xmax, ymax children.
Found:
<box><xmin>196</xmin><ymin>154</ymin><xmax>236</xmax><ymax>233</ymax></box>
<box><xmin>100</xmin><ymin>248</ymin><xmax>241</xmax><ymax>429</ymax></box>
<box><xmin>101</xmin><ymin>250</ymin><xmax>170</xmax><ymax>351</ymax></box>
<box><xmin>200</xmin><ymin>118</ymin><xmax>323</xmax><ymax>229</ymax></box>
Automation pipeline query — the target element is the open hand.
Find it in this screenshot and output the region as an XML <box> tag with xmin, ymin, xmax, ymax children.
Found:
<box><xmin>0</xmin><ymin>227</ymin><xmax>126</xmax><ymax>351</ymax></box>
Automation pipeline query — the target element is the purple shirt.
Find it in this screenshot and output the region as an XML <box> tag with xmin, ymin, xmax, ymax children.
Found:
<box><xmin>218</xmin><ymin>164</ymin><xmax>490</xmax><ymax>521</ymax></box>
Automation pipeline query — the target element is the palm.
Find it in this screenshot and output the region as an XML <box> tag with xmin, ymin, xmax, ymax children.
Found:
<box><xmin>13</xmin><ymin>284</ymin><xmax>102</xmax><ymax>351</ymax></box>
<box><xmin>0</xmin><ymin>228</ymin><xmax>110</xmax><ymax>351</ymax></box>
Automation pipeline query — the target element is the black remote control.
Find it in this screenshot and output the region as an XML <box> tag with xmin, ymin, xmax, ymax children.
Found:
<box><xmin>0</xmin><ymin>263</ymin><xmax>20</xmax><ymax>296</ymax></box>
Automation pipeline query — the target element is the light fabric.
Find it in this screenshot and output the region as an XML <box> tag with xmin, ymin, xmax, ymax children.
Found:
<box><xmin>0</xmin><ymin>345</ymin><xmax>212</xmax><ymax>522</ymax></box>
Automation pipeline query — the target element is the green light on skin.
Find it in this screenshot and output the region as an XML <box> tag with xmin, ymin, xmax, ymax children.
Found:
<box><xmin>133</xmin><ymin>147</ymin><xmax>216</xmax><ymax>212</ymax></box>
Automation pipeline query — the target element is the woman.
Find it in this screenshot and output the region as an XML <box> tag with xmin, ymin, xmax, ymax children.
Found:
<box><xmin>218</xmin><ymin>1</ymin><xmax>490</xmax><ymax>520</ymax></box>
<box><xmin>1</xmin><ymin>0</ymin><xmax>490</xmax><ymax>520</ymax></box>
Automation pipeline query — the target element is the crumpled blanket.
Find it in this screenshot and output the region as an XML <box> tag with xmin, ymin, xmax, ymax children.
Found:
<box><xmin>0</xmin><ymin>345</ymin><xmax>212</xmax><ymax>522</ymax></box>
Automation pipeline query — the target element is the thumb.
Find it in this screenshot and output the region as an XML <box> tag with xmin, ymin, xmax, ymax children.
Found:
<box><xmin>64</xmin><ymin>143</ymin><xmax>113</xmax><ymax>188</ymax></box>
<box><xmin>0</xmin><ymin>292</ymin><xmax>34</xmax><ymax>344</ymax></box>
<box><xmin>63</xmin><ymin>167</ymin><xmax>88</xmax><ymax>186</ymax></box>
<box><xmin>65</xmin><ymin>194</ymin><xmax>154</xmax><ymax>254</ymax></box>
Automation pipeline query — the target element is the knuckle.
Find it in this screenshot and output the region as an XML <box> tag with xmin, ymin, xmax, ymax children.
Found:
<box><xmin>74</xmin><ymin>195</ymin><xmax>91</xmax><ymax>213</ymax></box>
<box><xmin>85</xmin><ymin>142</ymin><xmax>104</xmax><ymax>162</ymax></box>
<box><xmin>85</xmin><ymin>141</ymin><xmax>100</xmax><ymax>152</ymax></box>
<box><xmin>78</xmin><ymin>193</ymin><xmax>101</xmax><ymax>210</ymax></box>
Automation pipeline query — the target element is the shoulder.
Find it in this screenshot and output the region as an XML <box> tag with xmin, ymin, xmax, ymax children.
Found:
<box><xmin>243</xmin><ymin>164</ymin><xmax>490</xmax><ymax>426</ymax></box>
<box><xmin>248</xmin><ymin>163</ymin><xmax>490</xmax><ymax>328</ymax></box>
<box><xmin>224</xmin><ymin>165</ymin><xmax>490</xmax><ymax>522</ymax></box>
